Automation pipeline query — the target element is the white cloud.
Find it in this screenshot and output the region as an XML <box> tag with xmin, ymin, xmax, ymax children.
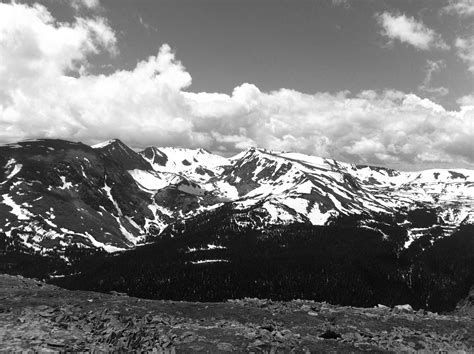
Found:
<box><xmin>441</xmin><ymin>0</ymin><xmax>474</xmax><ymax>75</ymax></box>
<box><xmin>418</xmin><ymin>60</ymin><xmax>449</xmax><ymax>97</ymax></box>
<box><xmin>455</xmin><ymin>36</ymin><xmax>474</xmax><ymax>73</ymax></box>
<box><xmin>0</xmin><ymin>2</ymin><xmax>473</xmax><ymax>169</ymax></box>
<box><xmin>46</xmin><ymin>0</ymin><xmax>101</xmax><ymax>12</ymax></box>
<box><xmin>71</xmin><ymin>0</ymin><xmax>100</xmax><ymax>11</ymax></box>
<box><xmin>457</xmin><ymin>94</ymin><xmax>474</xmax><ymax>106</ymax></box>
<box><xmin>0</xmin><ymin>3</ymin><xmax>116</xmax><ymax>75</ymax></box>
<box><xmin>376</xmin><ymin>12</ymin><xmax>449</xmax><ymax>50</ymax></box>
<box><xmin>443</xmin><ymin>0</ymin><xmax>474</xmax><ymax>17</ymax></box>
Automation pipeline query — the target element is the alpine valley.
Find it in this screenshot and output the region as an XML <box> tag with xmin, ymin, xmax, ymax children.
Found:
<box><xmin>1</xmin><ymin>138</ymin><xmax>473</xmax><ymax>312</ymax></box>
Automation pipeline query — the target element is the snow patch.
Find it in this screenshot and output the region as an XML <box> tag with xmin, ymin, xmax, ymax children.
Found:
<box><xmin>190</xmin><ymin>259</ymin><xmax>229</xmax><ymax>265</ymax></box>
<box><xmin>2</xmin><ymin>159</ymin><xmax>22</xmax><ymax>181</ymax></box>
<box><xmin>2</xmin><ymin>194</ymin><xmax>33</xmax><ymax>220</ymax></box>
<box><xmin>187</xmin><ymin>244</ymin><xmax>226</xmax><ymax>253</ymax></box>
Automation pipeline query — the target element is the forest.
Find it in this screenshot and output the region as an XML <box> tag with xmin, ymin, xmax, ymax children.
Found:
<box><xmin>42</xmin><ymin>207</ymin><xmax>474</xmax><ymax>313</ymax></box>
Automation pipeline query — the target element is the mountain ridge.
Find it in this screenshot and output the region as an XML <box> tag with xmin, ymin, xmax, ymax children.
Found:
<box><xmin>0</xmin><ymin>138</ymin><xmax>472</xmax><ymax>256</ymax></box>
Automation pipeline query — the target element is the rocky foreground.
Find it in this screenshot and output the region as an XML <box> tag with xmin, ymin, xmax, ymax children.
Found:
<box><xmin>0</xmin><ymin>274</ymin><xmax>472</xmax><ymax>352</ymax></box>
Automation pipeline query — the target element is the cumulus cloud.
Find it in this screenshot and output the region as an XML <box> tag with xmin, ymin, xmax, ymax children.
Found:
<box><xmin>457</xmin><ymin>94</ymin><xmax>474</xmax><ymax>106</ymax></box>
<box><xmin>0</xmin><ymin>2</ymin><xmax>473</xmax><ymax>169</ymax></box>
<box><xmin>443</xmin><ymin>0</ymin><xmax>474</xmax><ymax>17</ymax></box>
<box><xmin>376</xmin><ymin>12</ymin><xmax>449</xmax><ymax>50</ymax></box>
<box><xmin>184</xmin><ymin>88</ymin><xmax>474</xmax><ymax>168</ymax></box>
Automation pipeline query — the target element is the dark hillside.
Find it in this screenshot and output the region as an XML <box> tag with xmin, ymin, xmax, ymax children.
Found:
<box><xmin>52</xmin><ymin>206</ymin><xmax>474</xmax><ymax>312</ymax></box>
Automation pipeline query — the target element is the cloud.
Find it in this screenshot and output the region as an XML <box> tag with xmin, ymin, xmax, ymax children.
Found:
<box><xmin>331</xmin><ymin>0</ymin><xmax>350</xmax><ymax>9</ymax></box>
<box><xmin>376</xmin><ymin>12</ymin><xmax>449</xmax><ymax>50</ymax></box>
<box><xmin>441</xmin><ymin>0</ymin><xmax>474</xmax><ymax>75</ymax></box>
<box><xmin>0</xmin><ymin>2</ymin><xmax>473</xmax><ymax>170</ymax></box>
<box><xmin>138</xmin><ymin>15</ymin><xmax>158</xmax><ymax>33</ymax></box>
<box><xmin>71</xmin><ymin>0</ymin><xmax>100</xmax><ymax>11</ymax></box>
<box><xmin>0</xmin><ymin>2</ymin><xmax>116</xmax><ymax>84</ymax></box>
<box><xmin>185</xmin><ymin>88</ymin><xmax>474</xmax><ymax>168</ymax></box>
<box><xmin>443</xmin><ymin>0</ymin><xmax>474</xmax><ymax>17</ymax></box>
<box><xmin>418</xmin><ymin>60</ymin><xmax>449</xmax><ymax>97</ymax></box>
<box><xmin>46</xmin><ymin>0</ymin><xmax>101</xmax><ymax>12</ymax></box>
<box><xmin>422</xmin><ymin>60</ymin><xmax>445</xmax><ymax>85</ymax></box>
<box><xmin>455</xmin><ymin>36</ymin><xmax>474</xmax><ymax>73</ymax></box>
<box><xmin>457</xmin><ymin>94</ymin><xmax>474</xmax><ymax>106</ymax></box>
<box><xmin>419</xmin><ymin>86</ymin><xmax>449</xmax><ymax>97</ymax></box>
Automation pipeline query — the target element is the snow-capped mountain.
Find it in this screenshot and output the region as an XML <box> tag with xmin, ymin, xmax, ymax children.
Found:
<box><xmin>218</xmin><ymin>148</ymin><xmax>474</xmax><ymax>230</ymax></box>
<box><xmin>1</xmin><ymin>138</ymin><xmax>473</xmax><ymax>256</ymax></box>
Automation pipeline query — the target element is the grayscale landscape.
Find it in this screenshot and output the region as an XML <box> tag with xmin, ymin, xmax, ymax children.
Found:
<box><xmin>0</xmin><ymin>0</ymin><xmax>473</xmax><ymax>351</ymax></box>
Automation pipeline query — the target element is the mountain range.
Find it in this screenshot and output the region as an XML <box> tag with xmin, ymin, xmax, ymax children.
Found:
<box><xmin>1</xmin><ymin>138</ymin><xmax>472</xmax><ymax>254</ymax></box>
<box><xmin>1</xmin><ymin>138</ymin><xmax>473</xmax><ymax>311</ymax></box>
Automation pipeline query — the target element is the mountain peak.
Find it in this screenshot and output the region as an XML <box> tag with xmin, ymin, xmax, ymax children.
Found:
<box><xmin>93</xmin><ymin>139</ymin><xmax>152</xmax><ymax>170</ymax></box>
<box><xmin>92</xmin><ymin>138</ymin><xmax>126</xmax><ymax>149</ymax></box>
<box><xmin>231</xmin><ymin>147</ymin><xmax>272</xmax><ymax>161</ymax></box>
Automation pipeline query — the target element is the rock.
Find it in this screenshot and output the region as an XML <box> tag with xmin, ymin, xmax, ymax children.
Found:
<box><xmin>319</xmin><ymin>330</ymin><xmax>341</xmax><ymax>340</ymax></box>
<box><xmin>260</xmin><ymin>324</ymin><xmax>274</xmax><ymax>332</ymax></box>
<box><xmin>187</xmin><ymin>344</ymin><xmax>204</xmax><ymax>351</ymax></box>
<box><xmin>217</xmin><ymin>342</ymin><xmax>234</xmax><ymax>351</ymax></box>
<box><xmin>249</xmin><ymin>339</ymin><xmax>266</xmax><ymax>348</ymax></box>
<box><xmin>272</xmin><ymin>330</ymin><xmax>286</xmax><ymax>342</ymax></box>
<box><xmin>180</xmin><ymin>331</ymin><xmax>197</xmax><ymax>343</ymax></box>
<box><xmin>376</xmin><ymin>304</ymin><xmax>390</xmax><ymax>310</ymax></box>
<box><xmin>394</xmin><ymin>304</ymin><xmax>413</xmax><ymax>313</ymax></box>
<box><xmin>47</xmin><ymin>340</ymin><xmax>66</xmax><ymax>348</ymax></box>
<box><xmin>109</xmin><ymin>291</ymin><xmax>127</xmax><ymax>297</ymax></box>
<box><xmin>416</xmin><ymin>309</ymin><xmax>427</xmax><ymax>316</ymax></box>
<box><xmin>300</xmin><ymin>305</ymin><xmax>311</xmax><ymax>312</ymax></box>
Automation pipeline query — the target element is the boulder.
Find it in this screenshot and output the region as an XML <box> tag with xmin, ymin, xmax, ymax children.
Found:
<box><xmin>394</xmin><ymin>304</ymin><xmax>414</xmax><ymax>313</ymax></box>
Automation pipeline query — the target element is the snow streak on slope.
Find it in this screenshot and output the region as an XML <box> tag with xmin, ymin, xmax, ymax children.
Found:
<box><xmin>128</xmin><ymin>170</ymin><xmax>176</xmax><ymax>191</ymax></box>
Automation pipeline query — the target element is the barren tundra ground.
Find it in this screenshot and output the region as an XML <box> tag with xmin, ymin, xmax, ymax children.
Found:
<box><xmin>0</xmin><ymin>274</ymin><xmax>472</xmax><ymax>352</ymax></box>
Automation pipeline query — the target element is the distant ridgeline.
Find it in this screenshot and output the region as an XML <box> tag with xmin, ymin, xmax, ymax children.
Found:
<box><xmin>0</xmin><ymin>139</ymin><xmax>473</xmax><ymax>312</ymax></box>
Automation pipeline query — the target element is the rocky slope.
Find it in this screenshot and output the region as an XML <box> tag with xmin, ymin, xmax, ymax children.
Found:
<box><xmin>0</xmin><ymin>274</ymin><xmax>472</xmax><ymax>352</ymax></box>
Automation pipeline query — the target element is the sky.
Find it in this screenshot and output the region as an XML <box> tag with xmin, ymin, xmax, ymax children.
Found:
<box><xmin>0</xmin><ymin>0</ymin><xmax>473</xmax><ymax>170</ymax></box>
